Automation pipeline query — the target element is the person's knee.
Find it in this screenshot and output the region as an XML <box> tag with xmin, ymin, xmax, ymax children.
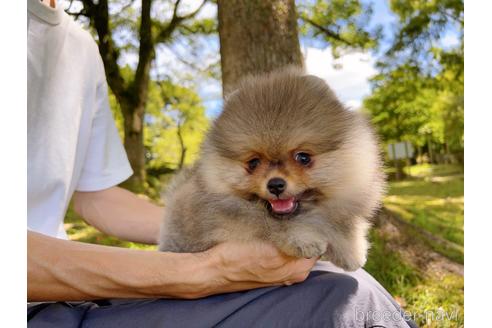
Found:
<box><xmin>303</xmin><ymin>271</ymin><xmax>359</xmax><ymax>301</ymax></box>
<box><xmin>302</xmin><ymin>271</ymin><xmax>414</xmax><ymax>327</ymax></box>
<box><xmin>257</xmin><ymin>272</ymin><xmax>361</xmax><ymax>327</ymax></box>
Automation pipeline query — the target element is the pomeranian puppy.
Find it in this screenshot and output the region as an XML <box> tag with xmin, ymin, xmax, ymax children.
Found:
<box><xmin>158</xmin><ymin>67</ymin><xmax>385</xmax><ymax>271</ymax></box>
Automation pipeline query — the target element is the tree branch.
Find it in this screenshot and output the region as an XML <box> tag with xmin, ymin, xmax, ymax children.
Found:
<box><xmin>84</xmin><ymin>0</ymin><xmax>128</xmax><ymax>108</ymax></box>
<box><xmin>132</xmin><ymin>0</ymin><xmax>153</xmax><ymax>113</ymax></box>
<box><xmin>155</xmin><ymin>0</ymin><xmax>208</xmax><ymax>44</ymax></box>
<box><xmin>176</xmin><ymin>120</ymin><xmax>187</xmax><ymax>169</ymax></box>
<box><xmin>66</xmin><ymin>0</ymin><xmax>76</xmax><ymax>11</ymax></box>
<box><xmin>300</xmin><ymin>15</ymin><xmax>354</xmax><ymax>46</ymax></box>
<box><xmin>179</xmin><ymin>0</ymin><xmax>208</xmax><ymax>21</ymax></box>
<box><xmin>65</xmin><ymin>0</ymin><xmax>90</xmax><ymax>20</ymax></box>
<box><xmin>66</xmin><ymin>9</ymin><xmax>90</xmax><ymax>20</ymax></box>
<box><xmin>121</xmin><ymin>0</ymin><xmax>137</xmax><ymax>13</ymax></box>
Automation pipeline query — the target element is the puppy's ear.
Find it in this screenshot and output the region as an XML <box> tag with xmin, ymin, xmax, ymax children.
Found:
<box><xmin>301</xmin><ymin>74</ymin><xmax>328</xmax><ymax>87</ymax></box>
<box><xmin>301</xmin><ymin>74</ymin><xmax>337</xmax><ymax>97</ymax></box>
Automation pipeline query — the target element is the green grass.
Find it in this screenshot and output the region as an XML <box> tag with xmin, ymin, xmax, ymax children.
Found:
<box><xmin>364</xmin><ymin>163</ymin><xmax>464</xmax><ymax>327</ymax></box>
<box><xmin>365</xmin><ymin>230</ymin><xmax>422</xmax><ymax>297</ymax></box>
<box><xmin>404</xmin><ymin>164</ymin><xmax>463</xmax><ymax>178</ymax></box>
<box><xmin>384</xmin><ymin>164</ymin><xmax>464</xmax><ymax>262</ymax></box>
<box><xmin>365</xmin><ymin>229</ymin><xmax>464</xmax><ymax>327</ymax></box>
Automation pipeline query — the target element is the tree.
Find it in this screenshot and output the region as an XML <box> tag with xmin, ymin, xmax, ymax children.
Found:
<box><xmin>363</xmin><ymin>64</ymin><xmax>437</xmax><ymax>176</ymax></box>
<box><xmin>364</xmin><ymin>0</ymin><xmax>464</xmax><ymax>165</ymax></box>
<box><xmin>70</xmin><ymin>0</ymin><xmax>209</xmax><ymax>190</ymax></box>
<box><xmin>107</xmin><ymin>67</ymin><xmax>209</xmax><ymax>195</ymax></box>
<box><xmin>217</xmin><ymin>0</ymin><xmax>303</xmax><ymax>93</ymax></box>
<box><xmin>386</xmin><ymin>0</ymin><xmax>463</xmax><ymax>68</ymax></box>
<box><xmin>217</xmin><ymin>0</ymin><xmax>381</xmax><ymax>93</ymax></box>
<box><xmin>146</xmin><ymin>80</ymin><xmax>209</xmax><ymax>171</ymax></box>
<box><xmin>364</xmin><ymin>65</ymin><xmax>430</xmax><ymax>144</ymax></box>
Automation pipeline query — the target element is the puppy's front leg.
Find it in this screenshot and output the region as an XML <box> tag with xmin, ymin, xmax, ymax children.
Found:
<box><xmin>270</xmin><ymin>227</ymin><xmax>329</xmax><ymax>259</ymax></box>
<box><xmin>323</xmin><ymin>221</ymin><xmax>370</xmax><ymax>272</ymax></box>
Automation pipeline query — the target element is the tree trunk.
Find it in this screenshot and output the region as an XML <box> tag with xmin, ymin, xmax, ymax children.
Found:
<box><xmin>122</xmin><ymin>107</ymin><xmax>146</xmax><ymax>192</ymax></box>
<box><xmin>391</xmin><ymin>143</ymin><xmax>402</xmax><ymax>181</ymax></box>
<box><xmin>403</xmin><ymin>141</ymin><xmax>411</xmax><ymax>170</ymax></box>
<box><xmin>120</xmin><ymin>0</ymin><xmax>152</xmax><ymax>190</ymax></box>
<box><xmin>217</xmin><ymin>0</ymin><xmax>303</xmax><ymax>94</ymax></box>
<box><xmin>427</xmin><ymin>135</ymin><xmax>434</xmax><ymax>164</ymax></box>
<box><xmin>83</xmin><ymin>0</ymin><xmax>206</xmax><ymax>192</ymax></box>
<box><xmin>177</xmin><ymin>122</ymin><xmax>187</xmax><ymax>169</ymax></box>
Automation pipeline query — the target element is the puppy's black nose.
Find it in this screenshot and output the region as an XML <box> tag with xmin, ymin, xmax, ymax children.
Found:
<box><xmin>267</xmin><ymin>177</ymin><xmax>286</xmax><ymax>196</ymax></box>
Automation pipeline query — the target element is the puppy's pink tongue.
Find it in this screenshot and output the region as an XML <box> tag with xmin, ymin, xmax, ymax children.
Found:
<box><xmin>269</xmin><ymin>197</ymin><xmax>296</xmax><ymax>214</ymax></box>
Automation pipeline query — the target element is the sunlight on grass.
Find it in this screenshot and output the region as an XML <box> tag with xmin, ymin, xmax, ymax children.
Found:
<box><xmin>365</xmin><ymin>230</ymin><xmax>421</xmax><ymax>297</ymax></box>
<box><xmin>384</xmin><ymin>165</ymin><xmax>464</xmax><ymax>262</ymax></box>
<box><xmin>405</xmin><ymin>274</ymin><xmax>464</xmax><ymax>328</ymax></box>
<box><xmin>404</xmin><ymin>164</ymin><xmax>463</xmax><ymax>178</ymax></box>
<box><xmin>365</xmin><ymin>230</ymin><xmax>464</xmax><ymax>328</ymax></box>
<box><xmin>366</xmin><ymin>164</ymin><xmax>464</xmax><ymax>327</ymax></box>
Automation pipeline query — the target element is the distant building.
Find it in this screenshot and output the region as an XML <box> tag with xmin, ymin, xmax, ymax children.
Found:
<box><xmin>387</xmin><ymin>141</ymin><xmax>414</xmax><ymax>160</ymax></box>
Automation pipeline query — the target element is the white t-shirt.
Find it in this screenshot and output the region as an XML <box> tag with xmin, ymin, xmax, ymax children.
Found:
<box><xmin>27</xmin><ymin>0</ymin><xmax>133</xmax><ymax>239</ymax></box>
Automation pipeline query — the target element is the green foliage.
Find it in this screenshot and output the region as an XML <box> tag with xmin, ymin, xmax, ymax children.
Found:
<box><xmin>297</xmin><ymin>0</ymin><xmax>382</xmax><ymax>57</ymax></box>
<box><xmin>107</xmin><ymin>66</ymin><xmax>209</xmax><ymax>174</ymax></box>
<box><xmin>363</xmin><ymin>65</ymin><xmax>434</xmax><ymax>145</ymax></box>
<box><xmin>178</xmin><ymin>18</ymin><xmax>217</xmax><ymax>35</ymax></box>
<box><xmin>363</xmin><ymin>0</ymin><xmax>464</xmax><ymax>164</ymax></box>
<box><xmin>145</xmin><ymin>80</ymin><xmax>209</xmax><ymax>170</ymax></box>
<box><xmin>388</xmin><ymin>0</ymin><xmax>463</xmax><ymax>59</ymax></box>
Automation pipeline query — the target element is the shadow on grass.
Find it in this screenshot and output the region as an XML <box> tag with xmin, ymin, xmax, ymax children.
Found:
<box><xmin>388</xmin><ymin>177</ymin><xmax>464</xmax><ymax>198</ymax></box>
<box><xmin>365</xmin><ymin>230</ymin><xmax>464</xmax><ymax>328</ymax></box>
<box><xmin>384</xmin><ymin>164</ymin><xmax>464</xmax><ymax>263</ymax></box>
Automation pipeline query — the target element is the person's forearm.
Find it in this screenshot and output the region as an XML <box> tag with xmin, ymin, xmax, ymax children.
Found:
<box><xmin>28</xmin><ymin>231</ymin><xmax>214</xmax><ymax>301</ymax></box>
<box><xmin>73</xmin><ymin>187</ymin><xmax>163</xmax><ymax>244</ymax></box>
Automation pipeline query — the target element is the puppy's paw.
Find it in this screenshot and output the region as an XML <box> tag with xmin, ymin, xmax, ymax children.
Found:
<box><xmin>278</xmin><ymin>239</ymin><xmax>327</xmax><ymax>259</ymax></box>
<box><xmin>329</xmin><ymin>249</ymin><xmax>367</xmax><ymax>272</ymax></box>
<box><xmin>324</xmin><ymin>239</ymin><xmax>368</xmax><ymax>271</ymax></box>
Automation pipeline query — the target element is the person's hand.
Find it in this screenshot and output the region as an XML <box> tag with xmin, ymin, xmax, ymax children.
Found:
<box><xmin>194</xmin><ymin>241</ymin><xmax>318</xmax><ymax>298</ymax></box>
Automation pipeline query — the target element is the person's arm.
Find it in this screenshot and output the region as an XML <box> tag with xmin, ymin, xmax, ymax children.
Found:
<box><xmin>72</xmin><ymin>186</ymin><xmax>162</xmax><ymax>244</ymax></box>
<box><xmin>28</xmin><ymin>231</ymin><xmax>317</xmax><ymax>301</ymax></box>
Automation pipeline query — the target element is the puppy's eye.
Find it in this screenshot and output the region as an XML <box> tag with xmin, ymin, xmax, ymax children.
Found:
<box><xmin>247</xmin><ymin>158</ymin><xmax>261</xmax><ymax>171</ymax></box>
<box><xmin>295</xmin><ymin>152</ymin><xmax>311</xmax><ymax>166</ymax></box>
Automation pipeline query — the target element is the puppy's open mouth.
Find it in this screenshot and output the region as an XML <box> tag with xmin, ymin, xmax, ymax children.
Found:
<box><xmin>258</xmin><ymin>189</ymin><xmax>321</xmax><ymax>219</ymax></box>
<box><xmin>266</xmin><ymin>197</ymin><xmax>299</xmax><ymax>217</ymax></box>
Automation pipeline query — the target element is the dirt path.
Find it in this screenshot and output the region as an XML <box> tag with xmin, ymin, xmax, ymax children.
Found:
<box><xmin>375</xmin><ymin>207</ymin><xmax>464</xmax><ymax>277</ymax></box>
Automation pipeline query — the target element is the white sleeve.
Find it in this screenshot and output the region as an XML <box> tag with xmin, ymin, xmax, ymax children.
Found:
<box><xmin>75</xmin><ymin>80</ymin><xmax>133</xmax><ymax>192</ymax></box>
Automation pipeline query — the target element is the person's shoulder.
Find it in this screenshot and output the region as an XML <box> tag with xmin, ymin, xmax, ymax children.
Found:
<box><xmin>63</xmin><ymin>13</ymin><xmax>105</xmax><ymax>76</ymax></box>
<box><xmin>65</xmin><ymin>16</ymin><xmax>99</xmax><ymax>54</ymax></box>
